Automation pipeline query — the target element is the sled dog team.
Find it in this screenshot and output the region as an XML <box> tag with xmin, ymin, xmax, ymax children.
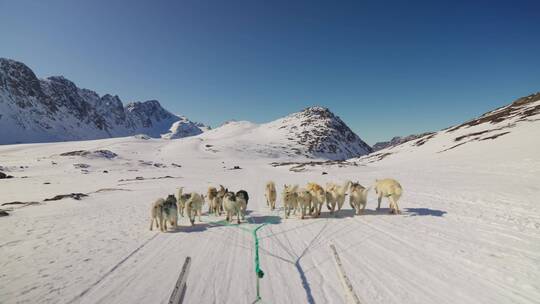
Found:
<box><xmin>150</xmin><ymin>178</ymin><xmax>402</xmax><ymax>232</ymax></box>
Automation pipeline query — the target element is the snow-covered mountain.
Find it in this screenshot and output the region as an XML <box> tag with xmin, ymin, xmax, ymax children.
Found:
<box><xmin>1</xmin><ymin>93</ymin><xmax>539</xmax><ymax>304</ymax></box>
<box><xmin>0</xmin><ymin>58</ymin><xmax>206</xmax><ymax>144</ymax></box>
<box><xmin>161</xmin><ymin>116</ymin><xmax>210</xmax><ymax>139</ymax></box>
<box><xmin>372</xmin><ymin>132</ymin><xmax>434</xmax><ymax>151</ymax></box>
<box><xmin>359</xmin><ymin>92</ymin><xmax>540</xmax><ymax>164</ymax></box>
<box><xmin>198</xmin><ymin>106</ymin><xmax>372</xmax><ymax>160</ymax></box>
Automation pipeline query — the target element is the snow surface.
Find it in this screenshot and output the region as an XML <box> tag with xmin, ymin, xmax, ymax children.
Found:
<box><xmin>1</xmin><ymin>106</ymin><xmax>539</xmax><ymax>303</ymax></box>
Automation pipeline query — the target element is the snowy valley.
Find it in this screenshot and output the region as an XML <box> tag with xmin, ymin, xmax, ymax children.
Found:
<box><xmin>0</xmin><ymin>59</ymin><xmax>539</xmax><ymax>304</ymax></box>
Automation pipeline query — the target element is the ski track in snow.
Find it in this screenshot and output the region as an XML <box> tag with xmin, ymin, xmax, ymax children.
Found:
<box><xmin>1</xmin><ymin>127</ymin><xmax>540</xmax><ymax>304</ymax></box>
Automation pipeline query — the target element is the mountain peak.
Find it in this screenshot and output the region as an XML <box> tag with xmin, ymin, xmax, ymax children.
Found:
<box><xmin>301</xmin><ymin>106</ymin><xmax>330</xmax><ymax>113</ymax></box>
<box><xmin>264</xmin><ymin>106</ymin><xmax>372</xmax><ymax>159</ymax></box>
<box><xmin>0</xmin><ymin>58</ymin><xmax>207</xmax><ymax>144</ymax></box>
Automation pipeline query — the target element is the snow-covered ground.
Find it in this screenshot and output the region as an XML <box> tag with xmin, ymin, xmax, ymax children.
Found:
<box><xmin>1</xmin><ymin>110</ymin><xmax>539</xmax><ymax>304</ymax></box>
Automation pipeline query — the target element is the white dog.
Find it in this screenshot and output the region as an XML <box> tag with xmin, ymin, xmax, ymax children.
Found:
<box><xmin>282</xmin><ymin>184</ymin><xmax>299</xmax><ymax>219</ymax></box>
<box><xmin>349</xmin><ymin>182</ymin><xmax>370</xmax><ymax>215</ymax></box>
<box><xmin>307</xmin><ymin>182</ymin><xmax>325</xmax><ymax>217</ymax></box>
<box><xmin>185</xmin><ymin>192</ymin><xmax>204</xmax><ymax>225</ymax></box>
<box><xmin>176</xmin><ymin>187</ymin><xmax>191</xmax><ymax>217</ymax></box>
<box><xmin>265</xmin><ymin>181</ymin><xmax>277</xmax><ymax>210</ymax></box>
<box><xmin>326</xmin><ymin>181</ymin><xmax>351</xmax><ymax>214</ymax></box>
<box><xmin>374</xmin><ymin>178</ymin><xmax>403</xmax><ymax>214</ymax></box>
<box><xmin>223</xmin><ymin>192</ymin><xmax>241</xmax><ymax>224</ymax></box>
<box><xmin>296</xmin><ymin>188</ymin><xmax>313</xmax><ymax>219</ymax></box>
<box><xmin>149</xmin><ymin>198</ymin><xmax>164</xmax><ymax>231</ymax></box>
<box><xmin>335</xmin><ymin>181</ymin><xmax>351</xmax><ymax>211</ymax></box>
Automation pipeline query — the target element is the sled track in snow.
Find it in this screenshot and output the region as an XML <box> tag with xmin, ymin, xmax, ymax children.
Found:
<box><xmin>66</xmin><ymin>234</ymin><xmax>159</xmax><ymax>304</ymax></box>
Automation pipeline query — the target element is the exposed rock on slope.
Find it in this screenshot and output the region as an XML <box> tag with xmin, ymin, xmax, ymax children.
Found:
<box><xmin>356</xmin><ymin>91</ymin><xmax>540</xmax><ymax>164</ymax></box>
<box><xmin>200</xmin><ymin>106</ymin><xmax>372</xmax><ymax>160</ymax></box>
<box><xmin>446</xmin><ymin>92</ymin><xmax>540</xmax><ymax>132</ymax></box>
<box><xmin>264</xmin><ymin>106</ymin><xmax>372</xmax><ymax>159</ymax></box>
<box><xmin>372</xmin><ymin>132</ymin><xmax>434</xmax><ymax>151</ymax></box>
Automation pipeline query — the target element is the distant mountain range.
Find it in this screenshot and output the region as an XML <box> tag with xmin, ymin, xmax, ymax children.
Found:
<box><xmin>4</xmin><ymin>57</ymin><xmax>536</xmax><ymax>162</ymax></box>
<box><xmin>0</xmin><ymin>58</ymin><xmax>372</xmax><ymax>159</ymax></box>
<box><xmin>0</xmin><ymin>58</ymin><xmax>208</xmax><ymax>144</ymax></box>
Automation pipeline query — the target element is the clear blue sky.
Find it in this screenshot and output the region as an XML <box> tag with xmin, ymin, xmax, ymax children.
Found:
<box><xmin>1</xmin><ymin>0</ymin><xmax>539</xmax><ymax>144</ymax></box>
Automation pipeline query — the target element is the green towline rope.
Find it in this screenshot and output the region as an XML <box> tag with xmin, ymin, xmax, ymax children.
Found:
<box><xmin>198</xmin><ymin>217</ymin><xmax>269</xmax><ymax>303</ymax></box>
<box><xmin>253</xmin><ymin>223</ymin><xmax>268</xmax><ymax>303</ymax></box>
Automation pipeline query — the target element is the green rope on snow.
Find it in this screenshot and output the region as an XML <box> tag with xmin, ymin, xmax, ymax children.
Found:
<box><xmin>199</xmin><ymin>216</ymin><xmax>269</xmax><ymax>303</ymax></box>
<box><xmin>252</xmin><ymin>223</ymin><xmax>268</xmax><ymax>302</ymax></box>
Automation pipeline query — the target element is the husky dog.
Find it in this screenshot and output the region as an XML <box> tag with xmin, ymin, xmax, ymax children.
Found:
<box><xmin>307</xmin><ymin>182</ymin><xmax>325</xmax><ymax>217</ymax></box>
<box><xmin>325</xmin><ymin>181</ymin><xmax>351</xmax><ymax>213</ymax></box>
<box><xmin>185</xmin><ymin>192</ymin><xmax>204</xmax><ymax>225</ymax></box>
<box><xmin>208</xmin><ymin>186</ymin><xmax>225</xmax><ymax>216</ymax></box>
<box><xmin>374</xmin><ymin>178</ymin><xmax>403</xmax><ymax>214</ymax></box>
<box><xmin>217</xmin><ymin>185</ymin><xmax>227</xmax><ymax>212</ymax></box>
<box><xmin>349</xmin><ymin>182</ymin><xmax>370</xmax><ymax>215</ymax></box>
<box><xmin>265</xmin><ymin>181</ymin><xmax>277</xmax><ymax>210</ymax></box>
<box><xmin>325</xmin><ymin>186</ymin><xmax>335</xmax><ymax>212</ymax></box>
<box><xmin>296</xmin><ymin>188</ymin><xmax>312</xmax><ymax>219</ymax></box>
<box><xmin>223</xmin><ymin>192</ymin><xmax>241</xmax><ymax>224</ymax></box>
<box><xmin>207</xmin><ymin>187</ymin><xmax>218</xmax><ymax>212</ymax></box>
<box><xmin>217</xmin><ymin>185</ymin><xmax>227</xmax><ymax>195</ymax></box>
<box><xmin>335</xmin><ymin>181</ymin><xmax>351</xmax><ymax>211</ymax></box>
<box><xmin>209</xmin><ymin>194</ymin><xmax>224</xmax><ymax>216</ymax></box>
<box><xmin>149</xmin><ymin>198</ymin><xmax>165</xmax><ymax>231</ymax></box>
<box><xmin>161</xmin><ymin>194</ymin><xmax>178</xmax><ymax>231</ymax></box>
<box><xmin>176</xmin><ymin>187</ymin><xmax>192</xmax><ymax>217</ymax></box>
<box><xmin>282</xmin><ymin>184</ymin><xmax>299</xmax><ymax>219</ymax></box>
<box><xmin>325</xmin><ymin>183</ymin><xmax>338</xmax><ymax>213</ymax></box>
<box><xmin>236</xmin><ymin>190</ymin><xmax>249</xmax><ymax>220</ymax></box>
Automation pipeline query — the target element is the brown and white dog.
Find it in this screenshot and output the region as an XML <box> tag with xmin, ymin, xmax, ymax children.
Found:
<box><xmin>349</xmin><ymin>182</ymin><xmax>370</xmax><ymax>215</ymax></box>
<box><xmin>282</xmin><ymin>184</ymin><xmax>299</xmax><ymax>219</ymax></box>
<box><xmin>307</xmin><ymin>182</ymin><xmax>325</xmax><ymax>217</ymax></box>
<box><xmin>265</xmin><ymin>181</ymin><xmax>277</xmax><ymax>210</ymax></box>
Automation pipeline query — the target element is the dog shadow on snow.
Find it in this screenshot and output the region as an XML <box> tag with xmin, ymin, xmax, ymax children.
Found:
<box><xmin>248</xmin><ymin>215</ymin><xmax>282</xmax><ymax>225</ymax></box>
<box><xmin>404</xmin><ymin>208</ymin><xmax>446</xmax><ymax>217</ymax></box>
<box><xmin>165</xmin><ymin>222</ymin><xmax>212</xmax><ymax>233</ymax></box>
<box><xmin>318</xmin><ymin>209</ymin><xmax>355</xmax><ymax>219</ymax></box>
<box><xmin>167</xmin><ymin>214</ymin><xmax>283</xmax><ymax>233</ymax></box>
<box><xmin>360</xmin><ymin>207</ymin><xmax>447</xmax><ymax>217</ymax></box>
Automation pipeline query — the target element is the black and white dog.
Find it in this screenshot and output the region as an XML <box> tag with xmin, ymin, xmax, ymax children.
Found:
<box><xmin>161</xmin><ymin>194</ymin><xmax>178</xmax><ymax>231</ymax></box>
<box><xmin>235</xmin><ymin>190</ymin><xmax>249</xmax><ymax>220</ymax></box>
